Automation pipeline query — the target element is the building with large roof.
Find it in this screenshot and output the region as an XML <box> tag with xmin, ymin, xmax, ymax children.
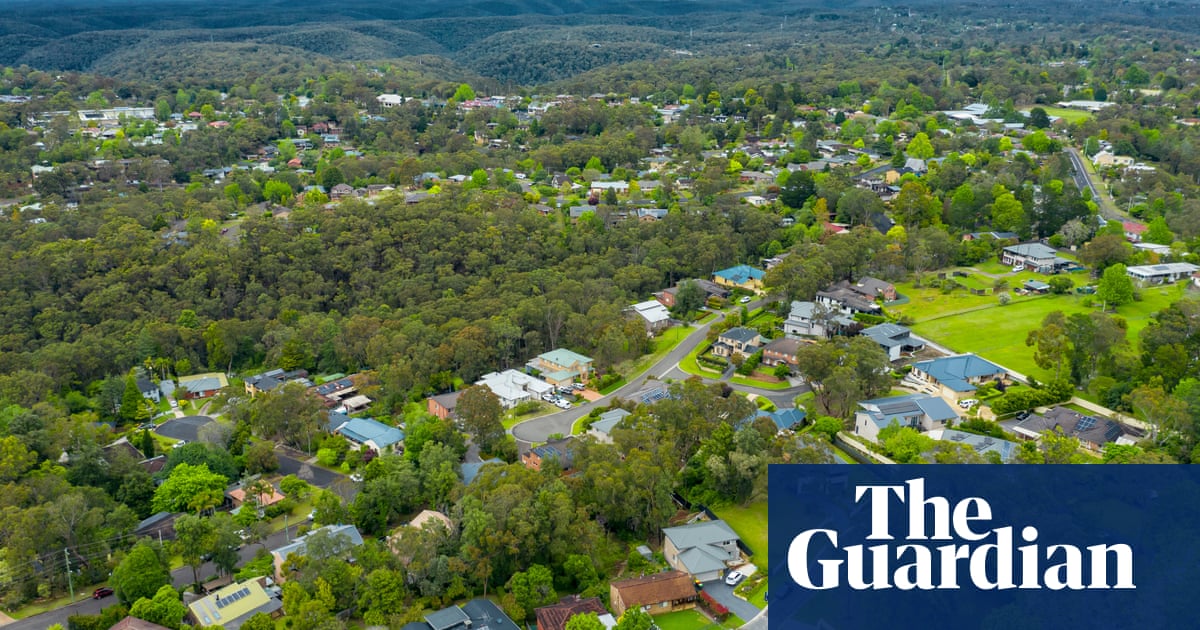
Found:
<box><xmin>908</xmin><ymin>354</ymin><xmax>1007</xmax><ymax>399</ymax></box>
<box><xmin>186</xmin><ymin>579</ymin><xmax>281</xmax><ymax>629</ymax></box>
<box><xmin>661</xmin><ymin>520</ymin><xmax>742</xmax><ymax>582</ymax></box>
<box><xmin>854</xmin><ymin>393</ymin><xmax>959</xmax><ymax>442</ymax></box>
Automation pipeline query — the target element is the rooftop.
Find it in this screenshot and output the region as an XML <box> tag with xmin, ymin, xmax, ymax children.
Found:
<box><xmin>334</xmin><ymin>417</ymin><xmax>404</xmax><ymax>449</ymax></box>
<box><xmin>713</xmin><ymin>264</ymin><xmax>765</xmax><ymax>284</ymax></box>
<box><xmin>911</xmin><ymin>354</ymin><xmax>1005</xmax><ymax>392</ymax></box>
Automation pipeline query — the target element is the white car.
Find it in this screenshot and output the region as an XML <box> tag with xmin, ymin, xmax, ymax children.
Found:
<box><xmin>556</xmin><ymin>400</ymin><xmax>572</xmax><ymax>409</ymax></box>
<box><xmin>350</xmin><ymin>473</ymin><xmax>364</xmax><ymax>482</ymax></box>
<box><xmin>958</xmin><ymin>398</ymin><xmax>979</xmax><ymax>409</ymax></box>
<box><xmin>739</xmin><ymin>296</ymin><xmax>752</xmax><ymax>304</ymax></box>
<box><xmin>172</xmin><ymin>439</ymin><xmax>187</xmax><ymax>449</ymax></box>
<box><xmin>725</xmin><ymin>570</ymin><xmax>745</xmax><ymax>586</ymax></box>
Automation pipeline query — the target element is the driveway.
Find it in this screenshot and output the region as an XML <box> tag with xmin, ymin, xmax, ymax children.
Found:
<box><xmin>275</xmin><ymin>452</ymin><xmax>344</xmax><ymax>489</ymax></box>
<box><xmin>701</xmin><ymin>579</ymin><xmax>762</xmax><ymax>622</ymax></box>
<box><xmin>155</xmin><ymin>415</ymin><xmax>213</xmax><ymax>441</ymax></box>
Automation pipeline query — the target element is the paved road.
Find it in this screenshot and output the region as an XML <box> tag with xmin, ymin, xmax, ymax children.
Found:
<box><xmin>3</xmin><ymin>525</ymin><xmax>304</xmax><ymax>630</ymax></box>
<box><xmin>1065</xmin><ymin>147</ymin><xmax>1124</xmax><ymax>222</ymax></box>
<box><xmin>511</xmin><ymin>300</ymin><xmax>810</xmax><ymax>445</ymax></box>
<box><xmin>702</xmin><ymin>579</ymin><xmax>762</xmax><ymax>622</ymax></box>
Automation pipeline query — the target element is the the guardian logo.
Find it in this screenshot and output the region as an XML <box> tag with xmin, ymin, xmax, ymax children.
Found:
<box><xmin>787</xmin><ymin>478</ymin><xmax>1135</xmax><ymax>591</ymax></box>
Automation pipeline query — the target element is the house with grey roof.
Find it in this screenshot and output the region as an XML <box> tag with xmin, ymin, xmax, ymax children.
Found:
<box><xmin>860</xmin><ymin>323</ymin><xmax>925</xmax><ymax>361</ymax></box>
<box><xmin>1001</xmin><ymin>243</ymin><xmax>1072</xmax><ymax>273</ymax></box>
<box><xmin>783</xmin><ymin>300</ymin><xmax>855</xmax><ymax>339</ymax></box>
<box><xmin>712</xmin><ymin>327</ymin><xmax>763</xmax><ymax>360</ymax></box>
<box><xmin>907</xmin><ymin>354</ymin><xmax>1007</xmax><ymax>400</ymax></box>
<box><xmin>853</xmin><ymin>393</ymin><xmax>959</xmax><ymax>442</ymax></box>
<box><xmin>589</xmin><ymin>408</ymin><xmax>631</xmax><ymax>443</ymax></box>
<box><xmin>402</xmin><ymin>599</ymin><xmax>521</xmax><ymax>630</ymax></box>
<box><xmin>662</xmin><ymin>520</ymin><xmax>742</xmax><ymax>582</ymax></box>
<box><xmin>1014</xmin><ymin>406</ymin><xmax>1142</xmax><ymax>454</ymax></box>
<box><xmin>528</xmin><ymin>348</ymin><xmax>593</xmax><ymax>386</ymax></box>
<box><xmin>926</xmin><ymin>429</ymin><xmax>1018</xmax><ymax>462</ymax></box>
<box><xmin>1126</xmin><ymin>262</ymin><xmax>1199</xmax><ymax>285</ymax></box>
<box><xmin>271</xmin><ymin>524</ymin><xmax>363</xmax><ymax>583</ymax></box>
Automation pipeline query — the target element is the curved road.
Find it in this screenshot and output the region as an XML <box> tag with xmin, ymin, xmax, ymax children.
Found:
<box><xmin>511</xmin><ymin>300</ymin><xmax>811</xmax><ymax>445</ymax></box>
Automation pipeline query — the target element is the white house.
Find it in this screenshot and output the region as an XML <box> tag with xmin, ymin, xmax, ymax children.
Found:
<box><xmin>476</xmin><ymin>370</ymin><xmax>553</xmax><ymax>408</ymax></box>
<box><xmin>1126</xmin><ymin>263</ymin><xmax>1199</xmax><ymax>285</ymax></box>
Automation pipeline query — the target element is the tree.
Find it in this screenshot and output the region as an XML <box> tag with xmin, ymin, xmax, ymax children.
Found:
<box><xmin>452</xmin><ymin>83</ymin><xmax>477</xmax><ymax>102</ymax></box>
<box><xmin>129</xmin><ymin>585</ymin><xmax>188</xmax><ymax>630</ymax></box>
<box><xmin>173</xmin><ymin>514</ymin><xmax>216</xmax><ymax>588</ymax></box>
<box><xmin>566</xmin><ymin>613</ymin><xmax>605</xmax><ymax>630</ymax></box>
<box><xmin>152</xmin><ymin>463</ymin><xmax>227</xmax><ymax>513</ymax></box>
<box><xmin>616</xmin><ymin>608</ymin><xmax>653</xmax><ymax>630</ymax></box>
<box><xmin>906</xmin><ymin>132</ymin><xmax>935</xmax><ymax>160</ymax></box>
<box><xmin>1097</xmin><ymin>263</ymin><xmax>1134</xmax><ymax>310</ymax></box>
<box><xmin>120</xmin><ymin>372</ymin><xmax>148</xmax><ymax>424</ymax></box>
<box><xmin>244</xmin><ymin>440</ymin><xmax>279</xmax><ymax>475</ymax></box>
<box><xmin>1078</xmin><ymin>233</ymin><xmax>1131</xmax><ymax>270</ymax></box>
<box><xmin>1028</xmin><ymin>107</ymin><xmax>1051</xmax><ymax>129</ymax></box>
<box><xmin>1144</xmin><ymin>216</ymin><xmax>1174</xmax><ymax>245</ymax></box>
<box><xmin>507</xmin><ymin>564</ymin><xmax>557</xmax><ymax>621</ymax></box>
<box><xmin>779</xmin><ymin>170</ymin><xmax>815</xmax><ymax>208</ymax></box>
<box><xmin>795</xmin><ymin>337</ymin><xmax>891</xmax><ymax>417</ymax></box>
<box><xmin>1025</xmin><ymin>312</ymin><xmax>1069</xmax><ymax>380</ymax></box>
<box><xmin>990</xmin><ymin>192</ymin><xmax>1026</xmax><ymax>234</ymax></box>
<box><xmin>672</xmin><ymin>280</ymin><xmax>706</xmax><ymax>319</ymax></box>
<box><xmin>455</xmin><ymin>385</ymin><xmax>504</xmax><ymax>453</ymax></box>
<box><xmin>112</xmin><ymin>541</ymin><xmax>170</xmax><ymax>604</ymax></box>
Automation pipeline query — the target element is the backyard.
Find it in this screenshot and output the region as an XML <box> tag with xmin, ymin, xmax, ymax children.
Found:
<box><xmin>907</xmin><ymin>277</ymin><xmax>1193</xmax><ymax>381</ymax></box>
<box><xmin>653</xmin><ymin>609</ymin><xmax>743</xmax><ymax>630</ymax></box>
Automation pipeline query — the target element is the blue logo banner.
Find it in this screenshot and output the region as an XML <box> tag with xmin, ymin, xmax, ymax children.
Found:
<box><xmin>768</xmin><ymin>465</ymin><xmax>1200</xmax><ymax>630</ymax></box>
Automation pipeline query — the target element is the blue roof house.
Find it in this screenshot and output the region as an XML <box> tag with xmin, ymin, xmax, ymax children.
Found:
<box><xmin>712</xmin><ymin>264</ymin><xmax>765</xmax><ymax>291</ymax></box>
<box><xmin>853</xmin><ymin>393</ymin><xmax>959</xmax><ymax>443</ymax></box>
<box><xmin>332</xmin><ymin>417</ymin><xmax>404</xmax><ymax>452</ymax></box>
<box><xmin>908</xmin><ymin>354</ymin><xmax>1007</xmax><ymax>399</ymax></box>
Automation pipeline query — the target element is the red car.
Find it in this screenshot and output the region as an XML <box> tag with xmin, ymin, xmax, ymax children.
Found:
<box><xmin>92</xmin><ymin>587</ymin><xmax>114</xmax><ymax>600</ymax></box>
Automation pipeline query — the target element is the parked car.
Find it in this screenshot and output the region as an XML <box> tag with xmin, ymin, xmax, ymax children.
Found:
<box><xmin>169</xmin><ymin>399</ymin><xmax>178</xmax><ymax>408</ymax></box>
<box><xmin>739</xmin><ymin>296</ymin><xmax>752</xmax><ymax>304</ymax></box>
<box><xmin>958</xmin><ymin>398</ymin><xmax>979</xmax><ymax>409</ymax></box>
<box><xmin>92</xmin><ymin>587</ymin><xmax>114</xmax><ymax>600</ymax></box>
<box><xmin>556</xmin><ymin>400</ymin><xmax>572</xmax><ymax>410</ymax></box>
<box><xmin>172</xmin><ymin>439</ymin><xmax>188</xmax><ymax>449</ymax></box>
<box><xmin>350</xmin><ymin>473</ymin><xmax>363</xmax><ymax>482</ymax></box>
<box><xmin>725</xmin><ymin>570</ymin><xmax>745</xmax><ymax>586</ymax></box>
<box><xmin>541</xmin><ymin>393</ymin><xmax>555</xmax><ymax>402</ymax></box>
<box><xmin>572</xmin><ymin>383</ymin><xmax>585</xmax><ymax>390</ymax></box>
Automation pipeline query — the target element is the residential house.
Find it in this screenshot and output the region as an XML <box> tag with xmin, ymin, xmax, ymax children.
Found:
<box><xmin>460</xmin><ymin>458</ymin><xmax>504</xmax><ymax>485</ymax></box>
<box><xmin>1126</xmin><ymin>263</ymin><xmax>1199</xmax><ymax>285</ymax></box>
<box><xmin>662</xmin><ymin>520</ymin><xmax>742</xmax><ymax>582</ymax></box>
<box><xmin>311</xmin><ymin>376</ymin><xmax>357</xmax><ymax>406</ymax></box>
<box><xmin>476</xmin><ymin>369</ymin><xmax>553</xmax><ymax>408</ymax></box>
<box><xmin>103</xmin><ymin>436</ymin><xmax>144</xmax><ymax>462</ymax></box>
<box><xmin>754</xmin><ymin>408</ymin><xmax>807</xmax><ymax>432</ymax></box>
<box><xmin>761</xmin><ymin>337</ymin><xmax>803</xmax><ymax>369</ymax></box>
<box><xmin>925</xmin><ymin>429</ymin><xmax>1018</xmax><ymax>462</ymax></box>
<box><xmin>609</xmin><ymin>570</ymin><xmax>698</xmax><ymax>617</ymax></box>
<box><xmin>1013</xmin><ymin>406</ymin><xmax>1141</xmax><ymax>454</ymax></box>
<box><xmin>853</xmin><ymin>393</ymin><xmax>960</xmax><ymax>442</ymax></box>
<box><xmin>377</xmin><ymin>94</ymin><xmax>408</xmax><ymax>108</ymax></box>
<box><xmin>962</xmin><ymin>231</ymin><xmax>1019</xmax><ymax>242</ymax></box>
<box><xmin>655</xmin><ymin>280</ymin><xmax>730</xmax><ymax>308</ymax></box>
<box><xmin>711</xmin><ymin>327</ymin><xmax>763</xmax><ymax>360</ymax></box>
<box><xmin>187</xmin><ymin>579</ymin><xmax>282</xmax><ymax>629</ymax></box>
<box><xmin>1000</xmin><ymin>243</ymin><xmax>1071</xmax><ymax>273</ymax></box>
<box><xmin>783</xmin><ymin>301</ymin><xmax>855</xmax><ymax>339</ymax></box>
<box><xmin>589</xmin><ymin>181</ymin><xmax>629</xmax><ymax>196</ymax></box>
<box><xmin>627</xmin><ymin>300</ymin><xmax>673</xmax><ymax>333</ymax></box>
<box><xmin>907</xmin><ymin>354</ymin><xmax>1007</xmax><ymax>400</ymax></box>
<box><xmin>137</xmin><ymin>377</ymin><xmax>161</xmax><ymax>403</ymax></box>
<box><xmin>244</xmin><ymin>369</ymin><xmax>310</xmax><ymax>397</ymax></box>
<box><xmin>1093</xmin><ymin>151</ymin><xmax>1135</xmax><ymax>168</ymax></box>
<box><xmin>522</xmin><ymin>437</ymin><xmax>575</xmax><ymax>471</ymax></box>
<box><xmin>336</xmin><ymin>394</ymin><xmax>373</xmax><ymax>414</ymax></box>
<box><xmin>271</xmin><ymin>524</ymin><xmax>363</xmax><ymax>583</ymax></box>
<box><xmin>110</xmin><ymin>616</ymin><xmax>173</xmax><ymax>630</ymax></box>
<box><xmin>588</xmin><ymin>408</ymin><xmax>631</xmax><ymax>444</ymax></box>
<box><xmin>1133</xmin><ymin>242</ymin><xmax>1173</xmax><ymax>258</ymax></box>
<box><xmin>859</xmin><ymin>323</ymin><xmax>925</xmax><ymax>361</ymax></box>
<box><xmin>815</xmin><ymin>285</ymin><xmax>880</xmax><ymax>316</ymax></box>
<box><xmin>399</xmin><ymin>599</ymin><xmax>521</xmax><ymax>630</ymax></box>
<box><xmin>1122</xmin><ymin>221</ymin><xmax>1147</xmax><ymax>242</ymax></box>
<box><xmin>711</xmin><ymin>264</ymin><xmax>765</xmax><ymax>292</ymax></box>
<box><xmin>528</xmin><ymin>348</ymin><xmax>593</xmax><ymax>385</ymax></box>
<box><xmin>636</xmin><ymin>207</ymin><xmax>669</xmax><ymax>221</ymax></box>
<box><xmin>330</xmin><ymin>183</ymin><xmax>355</xmax><ymax>200</ymax></box>
<box><xmin>331</xmin><ymin>417</ymin><xmax>404</xmax><ymax>453</ymax></box>
<box><xmin>176</xmin><ymin>373</ymin><xmax>229</xmax><ymax>399</ymax></box>
<box><xmin>426</xmin><ymin>391</ymin><xmax>462</xmax><ymax>420</ymax></box>
<box><xmin>536</xmin><ymin>596</ymin><xmax>614</xmax><ymax>630</ymax></box>
<box><xmin>1023</xmin><ymin>280</ymin><xmax>1051</xmax><ymax>294</ymax></box>
<box><xmin>227</xmin><ymin>485</ymin><xmax>286</xmax><ymax>511</ymax></box>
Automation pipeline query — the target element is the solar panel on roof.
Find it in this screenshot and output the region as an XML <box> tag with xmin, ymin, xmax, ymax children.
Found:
<box><xmin>1076</xmin><ymin>416</ymin><xmax>1097</xmax><ymax>431</ymax></box>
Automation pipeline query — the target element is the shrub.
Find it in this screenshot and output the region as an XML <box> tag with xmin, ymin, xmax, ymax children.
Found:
<box><xmin>700</xmin><ymin>590</ymin><xmax>730</xmax><ymax>621</ymax></box>
<box><xmin>511</xmin><ymin>400</ymin><xmax>542</xmax><ymax>416</ymax></box>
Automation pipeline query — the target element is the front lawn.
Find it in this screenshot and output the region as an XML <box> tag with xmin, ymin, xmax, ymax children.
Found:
<box><xmin>710</xmin><ymin>501</ymin><xmax>768</xmax><ymax>571</ymax></box>
<box><xmin>653</xmin><ymin>610</ymin><xmax>742</xmax><ymax>630</ymax></box>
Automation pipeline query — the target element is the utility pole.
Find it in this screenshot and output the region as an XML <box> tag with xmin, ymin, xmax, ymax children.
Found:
<box><xmin>64</xmin><ymin>548</ymin><xmax>75</xmax><ymax>603</ymax></box>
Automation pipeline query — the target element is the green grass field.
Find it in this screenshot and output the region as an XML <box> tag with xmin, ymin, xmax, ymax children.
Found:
<box><xmin>909</xmin><ymin>281</ymin><xmax>1193</xmax><ymax>380</ymax></box>
<box><xmin>710</xmin><ymin>501</ymin><xmax>768</xmax><ymax>571</ymax></box>
<box><xmin>1030</xmin><ymin>106</ymin><xmax>1093</xmax><ymax>124</ymax></box>
<box><xmin>653</xmin><ymin>609</ymin><xmax>743</xmax><ymax>630</ymax></box>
